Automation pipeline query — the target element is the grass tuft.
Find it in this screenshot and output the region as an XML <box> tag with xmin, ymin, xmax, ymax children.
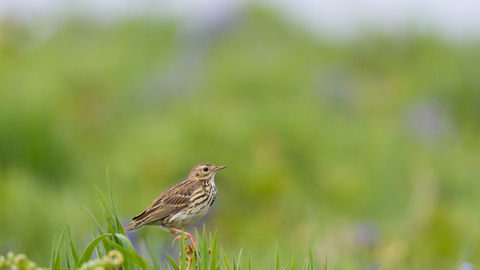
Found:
<box><xmin>42</xmin><ymin>175</ymin><xmax>317</xmax><ymax>270</ymax></box>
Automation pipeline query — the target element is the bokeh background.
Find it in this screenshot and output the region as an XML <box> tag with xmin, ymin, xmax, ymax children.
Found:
<box><xmin>1</xmin><ymin>0</ymin><xmax>480</xmax><ymax>269</ymax></box>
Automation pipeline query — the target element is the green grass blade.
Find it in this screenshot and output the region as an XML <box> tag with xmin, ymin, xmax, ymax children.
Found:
<box><xmin>165</xmin><ymin>252</ymin><xmax>180</xmax><ymax>270</ymax></box>
<box><xmin>222</xmin><ymin>249</ymin><xmax>231</xmax><ymax>270</ymax></box>
<box><xmin>202</xmin><ymin>226</ymin><xmax>208</xmax><ymax>270</ymax></box>
<box><xmin>67</xmin><ymin>226</ymin><xmax>79</xmax><ymax>266</ymax></box>
<box><xmin>52</xmin><ymin>226</ymin><xmax>67</xmax><ymax>270</ymax></box>
<box><xmin>85</xmin><ymin>207</ymin><xmax>105</xmax><ymax>234</ymax></box>
<box><xmin>106</xmin><ymin>239</ymin><xmax>153</xmax><ymax>270</ymax></box>
<box><xmin>308</xmin><ymin>245</ymin><xmax>314</xmax><ymax>270</ymax></box>
<box><xmin>216</xmin><ymin>260</ymin><xmax>224</xmax><ymax>270</ymax></box>
<box><xmin>194</xmin><ymin>228</ymin><xmax>202</xmax><ymax>257</ymax></box>
<box><xmin>87</xmin><ymin>207</ymin><xmax>115</xmax><ymax>253</ymax></box>
<box><xmin>64</xmin><ymin>245</ymin><xmax>71</xmax><ymax>269</ymax></box>
<box><xmin>180</xmin><ymin>231</ymin><xmax>186</xmax><ymax>270</ymax></box>
<box><xmin>106</xmin><ymin>218</ymin><xmax>117</xmax><ymax>237</ymax></box>
<box><xmin>147</xmin><ymin>236</ymin><xmax>162</xmax><ymax>270</ymax></box>
<box><xmin>96</xmin><ymin>185</ymin><xmax>113</xmax><ymax>218</ymax></box>
<box><xmin>91</xmin><ymin>224</ymin><xmax>105</xmax><ymax>258</ymax></box>
<box><xmin>115</xmin><ymin>217</ymin><xmax>127</xmax><ymax>236</ymax></box>
<box><xmin>210</xmin><ymin>230</ymin><xmax>219</xmax><ymax>270</ymax></box>
<box><xmin>289</xmin><ymin>252</ymin><xmax>295</xmax><ymax>270</ymax></box>
<box><xmin>324</xmin><ymin>257</ymin><xmax>327</xmax><ymax>270</ymax></box>
<box><xmin>247</xmin><ymin>252</ymin><xmax>252</xmax><ymax>270</ymax></box>
<box><xmin>50</xmin><ymin>235</ymin><xmax>57</xmax><ymax>270</ymax></box>
<box><xmin>77</xmin><ymin>234</ymin><xmax>111</xmax><ymax>267</ymax></box>
<box><xmin>106</xmin><ymin>167</ymin><xmax>118</xmax><ymax>220</ymax></box>
<box><xmin>194</xmin><ymin>228</ymin><xmax>201</xmax><ymax>247</ymax></box>
<box><xmin>275</xmin><ymin>243</ymin><xmax>280</xmax><ymax>270</ymax></box>
<box><xmin>107</xmin><ymin>239</ymin><xmax>150</xmax><ymax>270</ymax></box>
<box><xmin>193</xmin><ymin>228</ymin><xmax>203</xmax><ymax>268</ymax></box>
<box><xmin>236</xmin><ymin>248</ymin><xmax>243</xmax><ymax>270</ymax></box>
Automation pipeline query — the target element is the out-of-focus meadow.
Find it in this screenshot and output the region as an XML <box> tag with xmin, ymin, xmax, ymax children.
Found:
<box><xmin>1</xmin><ymin>5</ymin><xmax>480</xmax><ymax>269</ymax></box>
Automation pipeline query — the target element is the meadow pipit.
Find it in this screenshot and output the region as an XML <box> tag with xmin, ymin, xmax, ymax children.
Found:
<box><xmin>124</xmin><ymin>163</ymin><xmax>226</xmax><ymax>245</ymax></box>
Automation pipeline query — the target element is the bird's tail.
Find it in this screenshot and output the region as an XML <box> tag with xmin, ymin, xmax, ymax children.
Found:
<box><xmin>124</xmin><ymin>221</ymin><xmax>142</xmax><ymax>232</ymax></box>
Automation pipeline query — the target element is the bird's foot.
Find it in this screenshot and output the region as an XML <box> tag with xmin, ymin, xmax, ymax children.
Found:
<box><xmin>170</xmin><ymin>228</ymin><xmax>198</xmax><ymax>246</ymax></box>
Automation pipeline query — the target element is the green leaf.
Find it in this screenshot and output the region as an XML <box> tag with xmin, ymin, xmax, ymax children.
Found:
<box><xmin>77</xmin><ymin>234</ymin><xmax>111</xmax><ymax>267</ymax></box>
<box><xmin>289</xmin><ymin>252</ymin><xmax>295</xmax><ymax>270</ymax></box>
<box><xmin>85</xmin><ymin>208</ymin><xmax>105</xmax><ymax>235</ymax></box>
<box><xmin>215</xmin><ymin>260</ymin><xmax>223</xmax><ymax>270</ymax></box>
<box><xmin>106</xmin><ymin>167</ymin><xmax>118</xmax><ymax>221</ymax></box>
<box><xmin>106</xmin><ymin>239</ymin><xmax>153</xmax><ymax>270</ymax></box>
<box><xmin>165</xmin><ymin>252</ymin><xmax>180</xmax><ymax>270</ymax></box>
<box><xmin>193</xmin><ymin>228</ymin><xmax>203</xmax><ymax>268</ymax></box>
<box><xmin>308</xmin><ymin>245</ymin><xmax>314</xmax><ymax>270</ymax></box>
<box><xmin>67</xmin><ymin>226</ymin><xmax>79</xmax><ymax>266</ymax></box>
<box><xmin>50</xmin><ymin>234</ymin><xmax>57</xmax><ymax>270</ymax></box>
<box><xmin>247</xmin><ymin>252</ymin><xmax>252</xmax><ymax>270</ymax></box>
<box><xmin>236</xmin><ymin>248</ymin><xmax>243</xmax><ymax>270</ymax></box>
<box><xmin>115</xmin><ymin>233</ymin><xmax>135</xmax><ymax>249</ymax></box>
<box><xmin>96</xmin><ymin>185</ymin><xmax>112</xmax><ymax>219</ymax></box>
<box><xmin>222</xmin><ymin>250</ymin><xmax>231</xmax><ymax>270</ymax></box>
<box><xmin>201</xmin><ymin>226</ymin><xmax>208</xmax><ymax>270</ymax></box>
<box><xmin>91</xmin><ymin>224</ymin><xmax>105</xmax><ymax>258</ymax></box>
<box><xmin>64</xmin><ymin>245</ymin><xmax>71</xmax><ymax>269</ymax></box>
<box><xmin>147</xmin><ymin>235</ymin><xmax>162</xmax><ymax>270</ymax></box>
<box><xmin>87</xmin><ymin>207</ymin><xmax>113</xmax><ymax>254</ymax></box>
<box><xmin>52</xmin><ymin>226</ymin><xmax>67</xmax><ymax>270</ymax></box>
<box><xmin>210</xmin><ymin>230</ymin><xmax>219</xmax><ymax>270</ymax></box>
<box><xmin>180</xmin><ymin>230</ymin><xmax>186</xmax><ymax>270</ymax></box>
<box><xmin>116</xmin><ymin>217</ymin><xmax>127</xmax><ymax>236</ymax></box>
<box><xmin>139</xmin><ymin>242</ymin><xmax>149</xmax><ymax>268</ymax></box>
<box><xmin>275</xmin><ymin>243</ymin><xmax>280</xmax><ymax>270</ymax></box>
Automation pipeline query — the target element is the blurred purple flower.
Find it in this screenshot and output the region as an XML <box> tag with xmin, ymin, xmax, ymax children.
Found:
<box><xmin>459</xmin><ymin>262</ymin><xmax>475</xmax><ymax>270</ymax></box>
<box><xmin>404</xmin><ymin>100</ymin><xmax>454</xmax><ymax>142</ymax></box>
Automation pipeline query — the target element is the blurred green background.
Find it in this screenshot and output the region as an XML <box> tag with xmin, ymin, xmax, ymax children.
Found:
<box><xmin>1</xmin><ymin>5</ymin><xmax>480</xmax><ymax>269</ymax></box>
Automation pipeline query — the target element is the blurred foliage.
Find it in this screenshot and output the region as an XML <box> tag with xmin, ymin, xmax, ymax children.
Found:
<box><xmin>0</xmin><ymin>251</ymin><xmax>42</xmax><ymax>270</ymax></box>
<box><xmin>43</xmin><ymin>184</ymin><xmax>313</xmax><ymax>270</ymax></box>
<box><xmin>1</xmin><ymin>6</ymin><xmax>480</xmax><ymax>269</ymax></box>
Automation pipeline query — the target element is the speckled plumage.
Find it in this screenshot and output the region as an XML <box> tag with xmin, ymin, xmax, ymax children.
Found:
<box><xmin>124</xmin><ymin>163</ymin><xmax>226</xmax><ymax>244</ymax></box>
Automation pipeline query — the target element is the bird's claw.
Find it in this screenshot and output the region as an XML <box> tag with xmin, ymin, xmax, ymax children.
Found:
<box><xmin>171</xmin><ymin>235</ymin><xmax>183</xmax><ymax>247</ymax></box>
<box><xmin>171</xmin><ymin>233</ymin><xmax>198</xmax><ymax>247</ymax></box>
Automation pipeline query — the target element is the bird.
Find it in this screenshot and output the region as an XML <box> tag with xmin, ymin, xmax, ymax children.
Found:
<box><xmin>124</xmin><ymin>163</ymin><xmax>226</xmax><ymax>245</ymax></box>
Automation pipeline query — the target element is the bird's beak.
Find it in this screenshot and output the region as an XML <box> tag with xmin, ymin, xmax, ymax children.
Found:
<box><xmin>214</xmin><ymin>165</ymin><xmax>227</xmax><ymax>171</ymax></box>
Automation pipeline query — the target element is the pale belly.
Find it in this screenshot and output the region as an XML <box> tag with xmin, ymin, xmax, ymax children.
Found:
<box><xmin>160</xmin><ymin>193</ymin><xmax>216</xmax><ymax>231</ymax></box>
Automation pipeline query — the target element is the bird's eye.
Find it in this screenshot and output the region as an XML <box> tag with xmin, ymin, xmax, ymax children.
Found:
<box><xmin>203</xmin><ymin>167</ymin><xmax>209</xmax><ymax>172</ymax></box>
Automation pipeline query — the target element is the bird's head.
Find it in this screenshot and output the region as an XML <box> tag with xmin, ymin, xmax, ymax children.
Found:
<box><xmin>189</xmin><ymin>163</ymin><xmax>227</xmax><ymax>182</ymax></box>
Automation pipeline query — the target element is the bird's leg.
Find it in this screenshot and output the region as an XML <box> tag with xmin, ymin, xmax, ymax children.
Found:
<box><xmin>170</xmin><ymin>229</ymin><xmax>197</xmax><ymax>266</ymax></box>
<box><xmin>169</xmin><ymin>227</ymin><xmax>198</xmax><ymax>246</ymax></box>
<box><xmin>170</xmin><ymin>231</ymin><xmax>181</xmax><ymax>247</ymax></box>
<box><xmin>184</xmin><ymin>231</ymin><xmax>198</xmax><ymax>245</ymax></box>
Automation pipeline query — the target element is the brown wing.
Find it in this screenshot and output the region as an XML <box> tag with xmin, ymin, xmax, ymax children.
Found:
<box><xmin>128</xmin><ymin>179</ymin><xmax>203</xmax><ymax>227</ymax></box>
